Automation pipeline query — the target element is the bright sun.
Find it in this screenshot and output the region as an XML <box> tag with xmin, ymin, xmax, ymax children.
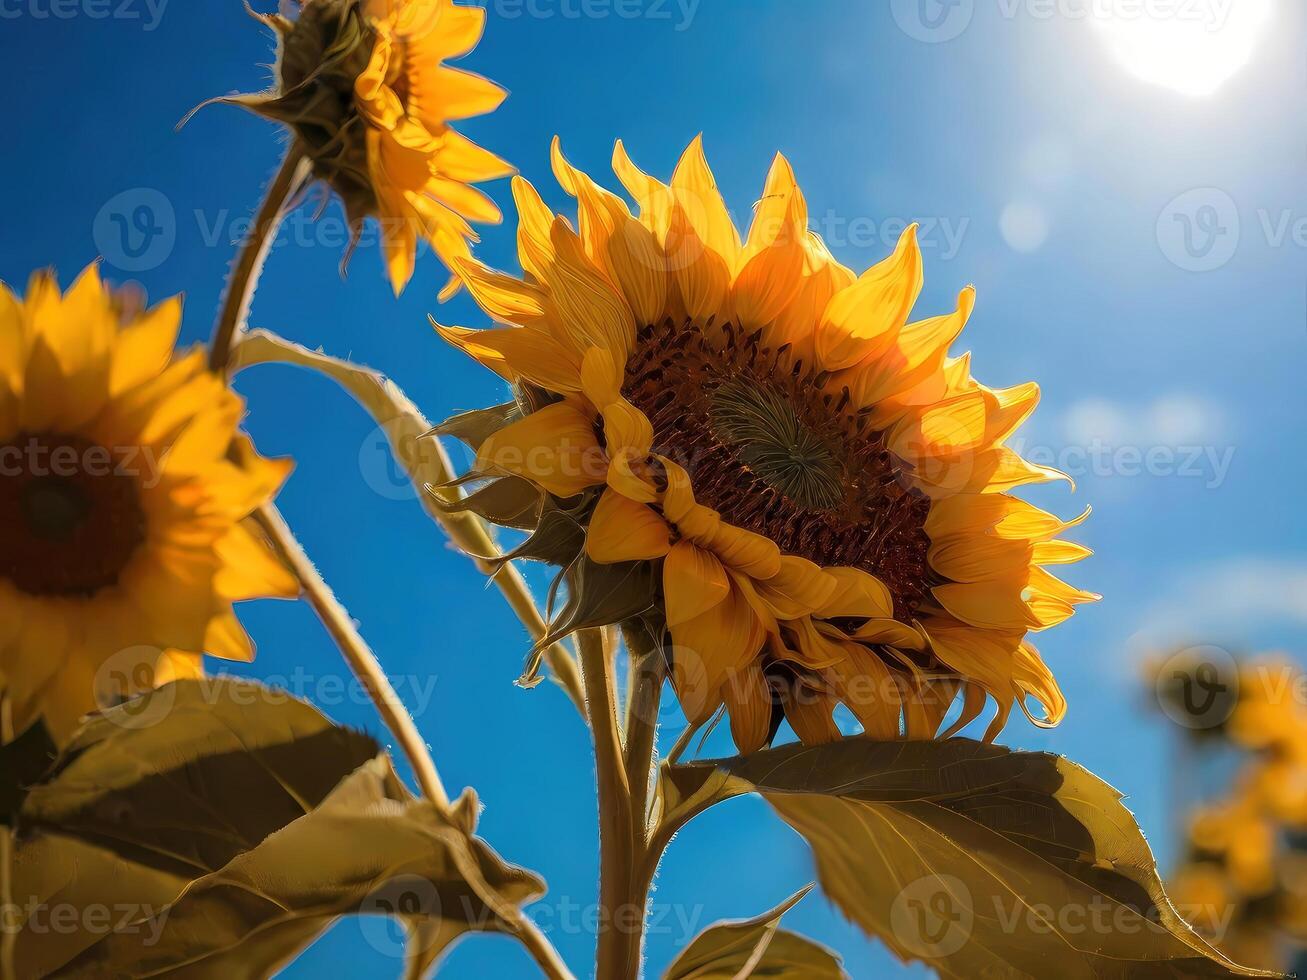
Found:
<box><xmin>1090</xmin><ymin>0</ymin><xmax>1276</xmax><ymax>97</ymax></box>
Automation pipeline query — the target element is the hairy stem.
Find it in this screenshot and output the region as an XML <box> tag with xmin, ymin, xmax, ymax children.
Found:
<box><xmin>209</xmin><ymin>143</ymin><xmax>311</xmax><ymax>374</ymax></box>
<box><xmin>213</xmin><ymin>149</ymin><xmax>574</xmax><ymax>980</ymax></box>
<box><xmin>621</xmin><ymin>622</ymin><xmax>664</xmax><ymax>847</ymax></box>
<box><xmin>581</xmin><ymin>628</ymin><xmax>646</xmax><ymax>979</ymax></box>
<box><xmin>253</xmin><ymin>504</ymin><xmax>451</xmax><ymax>809</ymax></box>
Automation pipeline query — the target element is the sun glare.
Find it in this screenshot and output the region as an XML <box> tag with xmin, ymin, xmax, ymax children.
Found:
<box><xmin>1090</xmin><ymin>0</ymin><xmax>1276</xmax><ymax>97</ymax></box>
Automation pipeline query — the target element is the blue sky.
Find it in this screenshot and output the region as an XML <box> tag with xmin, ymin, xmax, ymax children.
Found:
<box><xmin>3</xmin><ymin>0</ymin><xmax>1306</xmax><ymax>976</ymax></box>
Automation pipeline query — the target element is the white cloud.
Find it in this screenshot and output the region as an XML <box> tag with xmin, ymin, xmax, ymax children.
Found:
<box><xmin>1060</xmin><ymin>393</ymin><xmax>1225</xmax><ymax>448</ymax></box>
<box><xmin>1128</xmin><ymin>557</ymin><xmax>1307</xmax><ymax>651</ymax></box>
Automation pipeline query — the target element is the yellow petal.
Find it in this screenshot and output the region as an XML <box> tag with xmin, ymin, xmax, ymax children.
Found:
<box><xmin>722</xmin><ymin>661</ymin><xmax>772</xmax><ymax>755</ymax></box>
<box><xmin>110</xmin><ymin>295</ymin><xmax>182</xmax><ymax>396</ymax></box>
<box><xmin>814</xmin><ymin>225</ymin><xmax>922</xmax><ymax>372</ymax></box>
<box><xmin>546</xmin><ymin>218</ymin><xmax>636</xmax><ymax>359</ymax></box>
<box><xmin>664</xmin><ymin>540</ymin><xmax>730</xmax><ymax>626</ymax></box>
<box><xmin>826</xmin><ymin>643</ymin><xmax>900</xmax><ymax>740</ymax></box>
<box><xmin>816</xmin><ymin>567</ymin><xmax>894</xmax><ymax>619</ymax></box>
<box><xmin>477</xmin><ymin>402</ymin><xmax>606</xmax><ymax>497</ymax></box>
<box><xmin>586</xmin><ymin>489</ymin><xmax>672</xmax><ymax>563</ymax></box>
<box><xmin>843</xmin><ymin>286</ymin><xmax>973</xmax><ymax>409</ymax></box>
<box><xmin>702</xmin><ymin>520</ymin><xmax>782</xmax><ymax>580</ymax></box>
<box><xmin>933</xmin><ymin>580</ymin><xmax>1037</xmax><ymax>631</ymax></box>
<box><xmin>451</xmin><ymin>258</ymin><xmax>546</xmax><ymax>322</ymax></box>
<box><xmin>214</xmin><ymin>524</ymin><xmax>299</xmax><ymax>600</ymax></box>
<box><xmin>435</xmin><ymin>321</ymin><xmax>582</xmax><ymax>392</ymax></box>
<box><xmin>670</xmin><ymin>135</ymin><xmax>741</xmax><ymax>271</ymax></box>
<box><xmin>205</xmin><ymin>609</ymin><xmax>255</xmax><ymax>663</ymax></box>
<box><xmin>781</xmin><ymin>680</ymin><xmax>841</xmax><ymax>745</ymax></box>
<box><xmin>670</xmin><ymin>582</ymin><xmax>765</xmax><ymax>724</ymax></box>
<box><xmin>755</xmin><ymin>556</ymin><xmax>840</xmax><ymax>620</ymax></box>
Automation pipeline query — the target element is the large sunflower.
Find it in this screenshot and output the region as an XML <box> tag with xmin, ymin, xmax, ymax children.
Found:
<box><xmin>0</xmin><ymin>266</ymin><xmax>297</xmax><ymax>741</ymax></box>
<box><xmin>437</xmin><ymin>139</ymin><xmax>1096</xmax><ymax>753</ymax></box>
<box><xmin>231</xmin><ymin>0</ymin><xmax>511</xmax><ymax>294</ymax></box>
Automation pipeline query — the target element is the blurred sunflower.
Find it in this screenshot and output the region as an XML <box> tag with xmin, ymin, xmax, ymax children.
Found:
<box><xmin>0</xmin><ymin>266</ymin><xmax>296</xmax><ymax>741</ymax></box>
<box><xmin>436</xmin><ymin>138</ymin><xmax>1095</xmax><ymax>753</ymax></box>
<box><xmin>227</xmin><ymin>0</ymin><xmax>511</xmax><ymax>294</ymax></box>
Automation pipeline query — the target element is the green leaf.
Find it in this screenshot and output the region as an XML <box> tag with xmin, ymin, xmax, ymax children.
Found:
<box><xmin>10</xmin><ymin>680</ymin><xmax>544</xmax><ymax>979</ymax></box>
<box><xmin>663</xmin><ymin>886</ymin><xmax>845</xmax><ymax>980</ymax></box>
<box><xmin>669</xmin><ymin>738</ymin><xmax>1282</xmax><ymax>979</ymax></box>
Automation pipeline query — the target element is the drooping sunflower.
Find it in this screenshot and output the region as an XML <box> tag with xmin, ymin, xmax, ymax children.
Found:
<box><xmin>226</xmin><ymin>0</ymin><xmax>512</xmax><ymax>294</ymax></box>
<box><xmin>436</xmin><ymin>139</ymin><xmax>1096</xmax><ymax>753</ymax></box>
<box><xmin>0</xmin><ymin>266</ymin><xmax>297</xmax><ymax>741</ymax></box>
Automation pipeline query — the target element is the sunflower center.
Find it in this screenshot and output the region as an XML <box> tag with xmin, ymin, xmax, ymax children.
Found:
<box><xmin>707</xmin><ymin>380</ymin><xmax>845</xmax><ymax>512</ymax></box>
<box><xmin>624</xmin><ymin>319</ymin><xmax>934</xmax><ymax>619</ymax></box>
<box><xmin>0</xmin><ymin>433</ymin><xmax>147</xmax><ymax>597</ymax></box>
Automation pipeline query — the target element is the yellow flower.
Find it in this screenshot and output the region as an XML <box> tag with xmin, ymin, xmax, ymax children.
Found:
<box><xmin>229</xmin><ymin>0</ymin><xmax>511</xmax><ymax>294</ymax></box>
<box><xmin>438</xmin><ymin>139</ymin><xmax>1096</xmax><ymax>753</ymax></box>
<box><xmin>0</xmin><ymin>266</ymin><xmax>297</xmax><ymax>741</ymax></box>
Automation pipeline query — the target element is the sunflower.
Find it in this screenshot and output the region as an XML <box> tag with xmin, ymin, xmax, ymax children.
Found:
<box><xmin>436</xmin><ymin>139</ymin><xmax>1096</xmax><ymax>753</ymax></box>
<box><xmin>0</xmin><ymin>266</ymin><xmax>297</xmax><ymax>741</ymax></box>
<box><xmin>227</xmin><ymin>0</ymin><xmax>511</xmax><ymax>294</ymax></box>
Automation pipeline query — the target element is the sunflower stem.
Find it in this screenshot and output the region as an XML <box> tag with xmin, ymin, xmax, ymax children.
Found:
<box><xmin>210</xmin><ymin>145</ymin><xmax>576</xmax><ymax>980</ymax></box>
<box><xmin>209</xmin><ymin>142</ymin><xmax>312</xmax><ymax>374</ymax></box>
<box><xmin>621</xmin><ymin>622</ymin><xmax>664</xmax><ymax>847</ymax></box>
<box><xmin>581</xmin><ymin>627</ymin><xmax>649</xmax><ymax>980</ymax></box>
<box><xmin>252</xmin><ymin>503</ymin><xmax>452</xmax><ymax>810</ymax></box>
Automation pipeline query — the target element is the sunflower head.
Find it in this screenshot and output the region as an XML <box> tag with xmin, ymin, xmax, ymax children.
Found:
<box><xmin>0</xmin><ymin>265</ymin><xmax>297</xmax><ymax>742</ymax></box>
<box><xmin>222</xmin><ymin>0</ymin><xmax>512</xmax><ymax>294</ymax></box>
<box><xmin>435</xmin><ymin>138</ymin><xmax>1096</xmax><ymax>754</ymax></box>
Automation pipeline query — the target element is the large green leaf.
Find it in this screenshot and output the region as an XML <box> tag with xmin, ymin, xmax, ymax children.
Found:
<box><xmin>667</xmin><ymin>738</ymin><xmax>1281</xmax><ymax>979</ymax></box>
<box><xmin>9</xmin><ymin>680</ymin><xmax>544</xmax><ymax>979</ymax></box>
<box><xmin>663</xmin><ymin>887</ymin><xmax>845</xmax><ymax>980</ymax></box>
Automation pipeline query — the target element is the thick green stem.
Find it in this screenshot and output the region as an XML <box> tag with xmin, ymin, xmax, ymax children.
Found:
<box><xmin>581</xmin><ymin>628</ymin><xmax>644</xmax><ymax>979</ymax></box>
